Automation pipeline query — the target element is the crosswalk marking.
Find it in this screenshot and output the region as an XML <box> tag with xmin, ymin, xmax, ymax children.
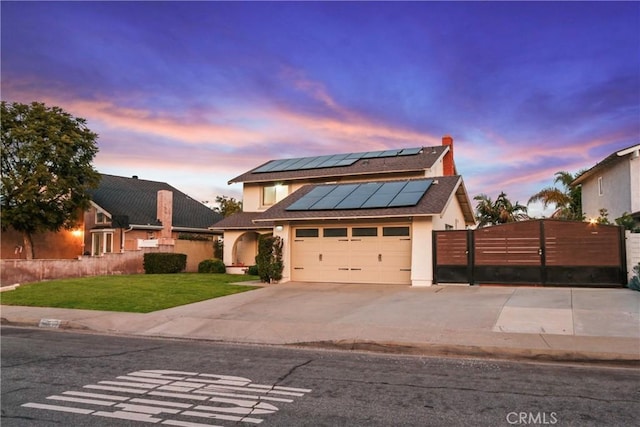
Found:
<box><xmin>21</xmin><ymin>369</ymin><xmax>312</xmax><ymax>425</ymax></box>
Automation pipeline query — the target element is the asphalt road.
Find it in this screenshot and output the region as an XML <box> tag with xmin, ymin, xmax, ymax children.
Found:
<box><xmin>1</xmin><ymin>327</ymin><xmax>638</xmax><ymax>426</ymax></box>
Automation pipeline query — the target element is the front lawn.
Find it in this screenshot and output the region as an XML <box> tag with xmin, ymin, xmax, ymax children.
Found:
<box><xmin>0</xmin><ymin>273</ymin><xmax>260</xmax><ymax>313</ymax></box>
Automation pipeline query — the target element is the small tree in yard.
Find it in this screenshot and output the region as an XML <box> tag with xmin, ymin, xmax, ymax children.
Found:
<box><xmin>255</xmin><ymin>235</ymin><xmax>284</xmax><ymax>283</ymax></box>
<box><xmin>1</xmin><ymin>101</ymin><xmax>100</xmax><ymax>259</ymax></box>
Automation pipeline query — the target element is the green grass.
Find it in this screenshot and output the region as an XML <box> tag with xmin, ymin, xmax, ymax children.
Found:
<box><xmin>0</xmin><ymin>274</ymin><xmax>260</xmax><ymax>313</ymax></box>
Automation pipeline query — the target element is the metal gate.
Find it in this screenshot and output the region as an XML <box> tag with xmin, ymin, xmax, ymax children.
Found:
<box><xmin>433</xmin><ymin>220</ymin><xmax>626</xmax><ymax>286</ymax></box>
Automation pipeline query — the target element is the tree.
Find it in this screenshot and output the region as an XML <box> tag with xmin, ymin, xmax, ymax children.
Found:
<box><xmin>474</xmin><ymin>192</ymin><xmax>528</xmax><ymax>227</ymax></box>
<box><xmin>213</xmin><ymin>195</ymin><xmax>242</xmax><ymax>217</ymax></box>
<box><xmin>528</xmin><ymin>171</ymin><xmax>584</xmax><ymax>220</ymax></box>
<box><xmin>1</xmin><ymin>101</ymin><xmax>100</xmax><ymax>259</ymax></box>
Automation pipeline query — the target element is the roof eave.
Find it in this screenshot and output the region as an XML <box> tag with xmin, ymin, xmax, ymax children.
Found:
<box><xmin>229</xmin><ymin>166</ymin><xmax>430</xmax><ymax>185</ymax></box>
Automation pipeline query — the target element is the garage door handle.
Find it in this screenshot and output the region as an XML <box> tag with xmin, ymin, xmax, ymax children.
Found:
<box><xmin>319</xmin><ymin>254</ymin><xmax>323</xmax><ymax>262</ymax></box>
<box><xmin>351</xmin><ymin>268</ymin><xmax>362</xmax><ymax>271</ymax></box>
<box><xmin>378</xmin><ymin>254</ymin><xmax>382</xmax><ymax>262</ymax></box>
<box><xmin>294</xmin><ymin>267</ymin><xmax>304</xmax><ymax>270</ymax></box>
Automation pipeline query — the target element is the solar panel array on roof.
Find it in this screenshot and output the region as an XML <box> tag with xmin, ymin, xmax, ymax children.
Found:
<box><xmin>286</xmin><ymin>179</ymin><xmax>433</xmax><ymax>211</ymax></box>
<box><xmin>253</xmin><ymin>147</ymin><xmax>424</xmax><ymax>173</ymax></box>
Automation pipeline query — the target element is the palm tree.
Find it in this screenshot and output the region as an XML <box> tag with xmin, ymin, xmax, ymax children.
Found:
<box><xmin>528</xmin><ymin>171</ymin><xmax>583</xmax><ymax>220</ymax></box>
<box><xmin>474</xmin><ymin>192</ymin><xmax>529</xmax><ymax>227</ymax></box>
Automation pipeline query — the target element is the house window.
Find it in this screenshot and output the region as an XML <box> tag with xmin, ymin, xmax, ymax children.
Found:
<box><xmin>352</xmin><ymin>227</ymin><xmax>378</xmax><ymax>237</ymax></box>
<box><xmin>295</xmin><ymin>228</ymin><xmax>319</xmax><ymax>238</ymax></box>
<box><xmin>598</xmin><ymin>176</ymin><xmax>604</xmax><ymax>196</ymax></box>
<box><xmin>96</xmin><ymin>211</ymin><xmax>111</xmax><ymax>224</ymax></box>
<box><xmin>323</xmin><ymin>228</ymin><xmax>347</xmax><ymax>238</ymax></box>
<box><xmin>383</xmin><ymin>226</ymin><xmax>410</xmax><ymax>237</ymax></box>
<box><xmin>92</xmin><ymin>231</ymin><xmax>114</xmax><ymax>256</ymax></box>
<box><xmin>262</xmin><ymin>184</ymin><xmax>288</xmax><ymax>206</ymax></box>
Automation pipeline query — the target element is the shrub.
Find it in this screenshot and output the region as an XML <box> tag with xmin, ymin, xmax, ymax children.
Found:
<box><xmin>198</xmin><ymin>258</ymin><xmax>226</xmax><ymax>274</ymax></box>
<box><xmin>247</xmin><ymin>265</ymin><xmax>259</xmax><ymax>276</ymax></box>
<box><xmin>628</xmin><ymin>263</ymin><xmax>640</xmax><ymax>292</ymax></box>
<box><xmin>143</xmin><ymin>253</ymin><xmax>187</xmax><ymax>274</ymax></box>
<box><xmin>255</xmin><ymin>235</ymin><xmax>284</xmax><ymax>283</ymax></box>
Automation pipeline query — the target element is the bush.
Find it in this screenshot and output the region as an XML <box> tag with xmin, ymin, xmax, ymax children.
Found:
<box><xmin>198</xmin><ymin>258</ymin><xmax>226</xmax><ymax>274</ymax></box>
<box><xmin>628</xmin><ymin>263</ymin><xmax>640</xmax><ymax>291</ymax></box>
<box><xmin>143</xmin><ymin>253</ymin><xmax>187</xmax><ymax>274</ymax></box>
<box><xmin>255</xmin><ymin>235</ymin><xmax>284</xmax><ymax>283</ymax></box>
<box><xmin>247</xmin><ymin>265</ymin><xmax>259</xmax><ymax>276</ymax></box>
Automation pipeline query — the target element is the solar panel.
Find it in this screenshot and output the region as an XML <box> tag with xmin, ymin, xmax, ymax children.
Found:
<box><xmin>334</xmin><ymin>183</ymin><xmax>382</xmax><ymax>209</ymax></box>
<box><xmin>253</xmin><ymin>146</ymin><xmax>424</xmax><ymax>173</ymax></box>
<box><xmin>360</xmin><ymin>181</ymin><xmax>407</xmax><ymax>208</ymax></box>
<box><xmin>312</xmin><ymin>184</ymin><xmax>360</xmax><ymax>209</ymax></box>
<box><xmin>286</xmin><ymin>179</ymin><xmax>432</xmax><ymax>211</ymax></box>
<box><xmin>286</xmin><ymin>185</ymin><xmax>336</xmax><ymax>210</ymax></box>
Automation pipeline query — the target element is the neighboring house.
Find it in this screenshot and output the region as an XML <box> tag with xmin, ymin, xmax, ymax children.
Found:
<box><xmin>212</xmin><ymin>136</ymin><xmax>475</xmax><ymax>286</ymax></box>
<box><xmin>1</xmin><ymin>174</ymin><xmax>222</xmax><ymax>263</ymax></box>
<box><xmin>572</xmin><ymin>144</ymin><xmax>640</xmax><ymax>226</ymax></box>
<box><xmin>85</xmin><ymin>174</ymin><xmax>222</xmax><ymax>257</ymax></box>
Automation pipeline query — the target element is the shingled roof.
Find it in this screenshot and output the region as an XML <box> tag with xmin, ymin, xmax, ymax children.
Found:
<box><xmin>253</xmin><ymin>176</ymin><xmax>475</xmax><ymax>224</ymax></box>
<box><xmin>89</xmin><ymin>174</ymin><xmax>222</xmax><ymax>230</ymax></box>
<box><xmin>229</xmin><ymin>145</ymin><xmax>449</xmax><ymax>184</ymax></box>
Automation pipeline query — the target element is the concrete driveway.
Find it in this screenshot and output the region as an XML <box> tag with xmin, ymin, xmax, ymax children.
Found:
<box><xmin>2</xmin><ymin>282</ymin><xmax>639</xmax><ymax>362</ymax></box>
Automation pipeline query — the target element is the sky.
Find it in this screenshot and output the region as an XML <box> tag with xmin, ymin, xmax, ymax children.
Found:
<box><xmin>2</xmin><ymin>1</ymin><xmax>639</xmax><ymax>217</ymax></box>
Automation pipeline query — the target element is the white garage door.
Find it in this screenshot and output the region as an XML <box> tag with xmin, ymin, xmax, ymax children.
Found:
<box><xmin>291</xmin><ymin>225</ymin><xmax>411</xmax><ymax>284</ymax></box>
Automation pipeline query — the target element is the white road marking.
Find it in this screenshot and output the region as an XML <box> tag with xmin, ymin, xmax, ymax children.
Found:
<box><xmin>130</xmin><ymin>398</ymin><xmax>194</xmax><ymax>408</ymax></box>
<box><xmin>181</xmin><ymin>410</ymin><xmax>263</xmax><ymax>424</ymax></box>
<box><xmin>148</xmin><ymin>391</ymin><xmax>210</xmax><ymax>401</ymax></box>
<box><xmin>93</xmin><ymin>410</ymin><xmax>162</xmax><ymax>423</ymax></box>
<box><xmin>47</xmin><ymin>395</ymin><xmax>116</xmax><ymax>406</ymax></box>
<box><xmin>62</xmin><ymin>391</ymin><xmax>129</xmax><ymax>401</ymax></box>
<box><xmin>162</xmin><ymin>419</ymin><xmax>223</xmax><ymax>427</ymax></box>
<box><xmin>22</xmin><ymin>402</ymin><xmax>93</xmax><ymax>414</ymax></box>
<box><xmin>84</xmin><ymin>384</ymin><xmax>148</xmax><ymax>394</ymax></box>
<box><xmin>22</xmin><ymin>369</ymin><xmax>312</xmax><ymax>425</ymax></box>
<box><xmin>114</xmin><ymin>403</ymin><xmax>181</xmax><ymax>415</ymax></box>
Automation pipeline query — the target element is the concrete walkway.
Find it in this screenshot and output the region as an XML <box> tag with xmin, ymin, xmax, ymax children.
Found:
<box><xmin>2</xmin><ymin>283</ymin><xmax>639</xmax><ymax>364</ymax></box>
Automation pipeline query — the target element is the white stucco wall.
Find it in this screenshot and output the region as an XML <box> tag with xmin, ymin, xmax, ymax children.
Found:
<box><xmin>273</xmin><ymin>224</ymin><xmax>291</xmax><ymax>283</ymax></box>
<box><xmin>411</xmin><ymin>216</ymin><xmax>434</xmax><ymax>286</ymax></box>
<box><xmin>582</xmin><ymin>160</ymin><xmax>632</xmax><ymax>221</ymax></box>
<box><xmin>626</xmin><ymin>231</ymin><xmax>640</xmax><ymax>282</ymax></box>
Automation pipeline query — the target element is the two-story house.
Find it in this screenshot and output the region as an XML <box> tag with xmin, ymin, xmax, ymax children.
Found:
<box><xmin>212</xmin><ymin>136</ymin><xmax>475</xmax><ymax>286</ymax></box>
<box><xmin>572</xmin><ymin>144</ymin><xmax>640</xmax><ymax>226</ymax></box>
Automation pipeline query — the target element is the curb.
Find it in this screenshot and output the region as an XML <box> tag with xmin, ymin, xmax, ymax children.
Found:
<box><xmin>3</xmin><ymin>318</ymin><xmax>638</xmax><ymax>367</ymax></box>
<box><xmin>291</xmin><ymin>340</ymin><xmax>640</xmax><ymax>367</ymax></box>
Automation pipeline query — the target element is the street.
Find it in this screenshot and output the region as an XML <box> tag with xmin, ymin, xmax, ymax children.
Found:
<box><xmin>1</xmin><ymin>327</ymin><xmax>638</xmax><ymax>426</ymax></box>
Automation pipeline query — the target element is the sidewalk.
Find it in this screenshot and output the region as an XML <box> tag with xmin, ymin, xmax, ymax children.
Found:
<box><xmin>2</xmin><ymin>283</ymin><xmax>639</xmax><ymax>364</ymax></box>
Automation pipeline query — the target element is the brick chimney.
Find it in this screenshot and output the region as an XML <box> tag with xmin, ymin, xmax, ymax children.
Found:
<box><xmin>157</xmin><ymin>190</ymin><xmax>174</xmax><ymax>243</ymax></box>
<box><xmin>442</xmin><ymin>135</ymin><xmax>455</xmax><ymax>176</ymax></box>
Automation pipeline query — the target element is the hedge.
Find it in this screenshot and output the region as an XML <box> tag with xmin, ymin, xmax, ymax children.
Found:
<box><xmin>198</xmin><ymin>258</ymin><xmax>226</xmax><ymax>274</ymax></box>
<box><xmin>143</xmin><ymin>253</ymin><xmax>187</xmax><ymax>274</ymax></box>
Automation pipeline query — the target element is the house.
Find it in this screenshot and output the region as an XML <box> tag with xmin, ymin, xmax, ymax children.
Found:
<box><xmin>212</xmin><ymin>136</ymin><xmax>476</xmax><ymax>286</ymax></box>
<box><xmin>1</xmin><ymin>174</ymin><xmax>222</xmax><ymax>266</ymax></box>
<box><xmin>572</xmin><ymin>144</ymin><xmax>640</xmax><ymax>226</ymax></box>
<box><xmin>85</xmin><ymin>174</ymin><xmax>222</xmax><ymax>260</ymax></box>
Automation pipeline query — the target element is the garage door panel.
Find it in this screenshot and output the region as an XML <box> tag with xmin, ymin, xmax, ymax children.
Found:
<box><xmin>292</xmin><ymin>225</ymin><xmax>411</xmax><ymax>285</ymax></box>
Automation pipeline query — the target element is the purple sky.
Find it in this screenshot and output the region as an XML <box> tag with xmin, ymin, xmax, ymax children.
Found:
<box><xmin>2</xmin><ymin>1</ymin><xmax>638</xmax><ymax>216</ymax></box>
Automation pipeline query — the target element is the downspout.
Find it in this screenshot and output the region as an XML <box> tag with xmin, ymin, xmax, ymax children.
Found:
<box><xmin>122</xmin><ymin>226</ymin><xmax>133</xmax><ymax>252</ymax></box>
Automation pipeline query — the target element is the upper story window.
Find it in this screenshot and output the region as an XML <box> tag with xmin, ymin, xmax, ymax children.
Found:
<box><xmin>96</xmin><ymin>211</ymin><xmax>111</xmax><ymax>224</ymax></box>
<box><xmin>598</xmin><ymin>176</ymin><xmax>604</xmax><ymax>196</ymax></box>
<box><xmin>262</xmin><ymin>183</ymin><xmax>288</xmax><ymax>206</ymax></box>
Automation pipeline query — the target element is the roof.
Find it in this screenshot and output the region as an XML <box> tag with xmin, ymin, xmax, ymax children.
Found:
<box><xmin>572</xmin><ymin>144</ymin><xmax>640</xmax><ymax>186</ymax></box>
<box><xmin>253</xmin><ymin>176</ymin><xmax>475</xmax><ymax>224</ymax></box>
<box><xmin>229</xmin><ymin>145</ymin><xmax>449</xmax><ymax>184</ymax></box>
<box><xmin>89</xmin><ymin>174</ymin><xmax>222</xmax><ymax>230</ymax></box>
<box><xmin>210</xmin><ymin>212</ymin><xmax>274</xmax><ymax>230</ymax></box>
